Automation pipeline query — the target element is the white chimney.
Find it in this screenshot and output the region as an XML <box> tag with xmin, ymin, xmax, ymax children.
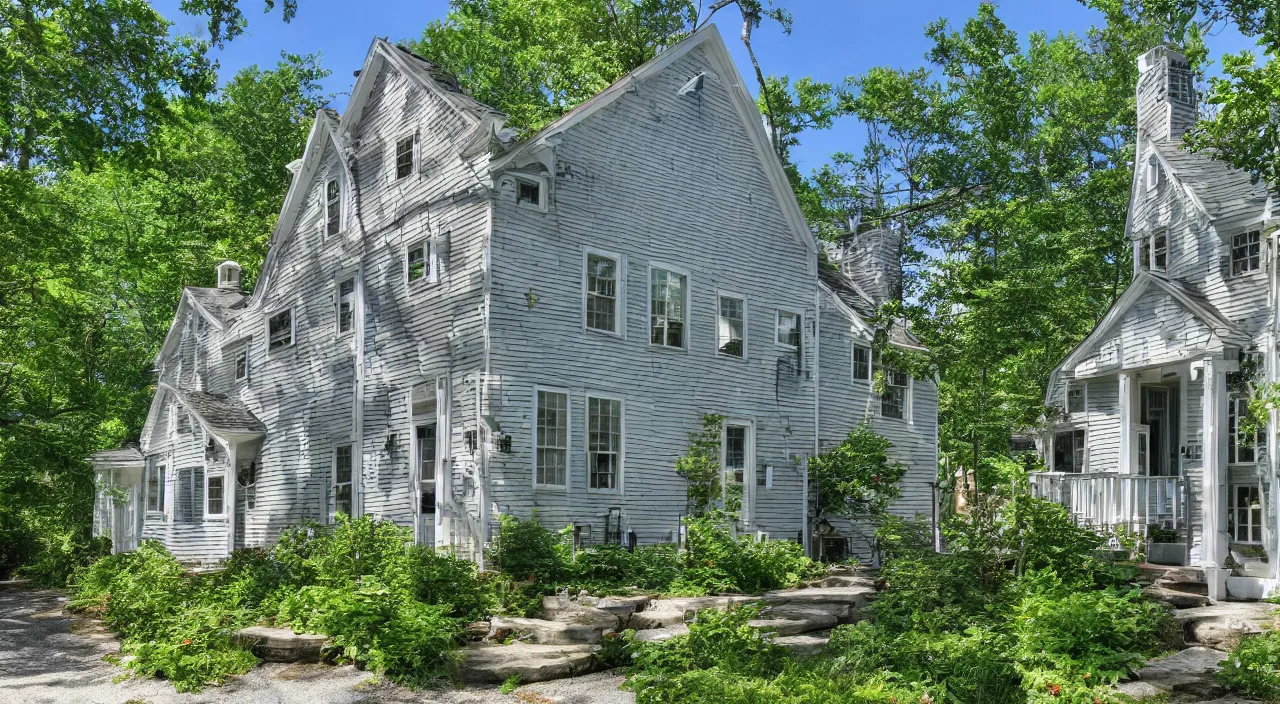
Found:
<box><xmin>216</xmin><ymin>261</ymin><xmax>242</xmax><ymax>292</ymax></box>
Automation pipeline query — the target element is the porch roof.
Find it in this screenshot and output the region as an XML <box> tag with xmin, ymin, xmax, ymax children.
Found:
<box><xmin>88</xmin><ymin>446</ymin><xmax>144</xmax><ymax>466</ymax></box>
<box><xmin>162</xmin><ymin>383</ymin><xmax>266</xmax><ymax>438</ymax></box>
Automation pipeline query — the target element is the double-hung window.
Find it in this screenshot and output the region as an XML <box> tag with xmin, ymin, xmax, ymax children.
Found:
<box><xmin>1232</xmin><ymin>231</ymin><xmax>1261</xmax><ymax>275</ymax></box>
<box><xmin>585</xmin><ymin>253</ymin><xmax>619</xmax><ymax>334</ymax></box>
<box><xmin>776</xmin><ymin>311</ymin><xmax>801</xmax><ymax>349</ymax></box>
<box><xmin>395</xmin><ymin>135</ymin><xmax>415</xmax><ymax>180</ymax></box>
<box><xmin>337</xmin><ymin>278</ymin><xmax>356</xmax><ymax>334</ymax></box>
<box><xmin>234</xmin><ymin>348</ymin><xmax>248</xmax><ymax>381</ymax></box>
<box><xmin>334</xmin><ymin>444</ymin><xmax>353</xmax><ymax>518</ymax></box>
<box><xmin>852</xmin><ymin>344</ymin><xmax>871</xmax><ymax>382</ymax></box>
<box><xmin>1054</xmin><ymin>429</ymin><xmax>1086</xmax><ymax>473</ymax></box>
<box><xmin>1067</xmin><ymin>384</ymin><xmax>1085</xmax><ymax>414</ymax></box>
<box><xmin>650</xmin><ymin>267</ymin><xmax>686</xmax><ymax>348</ymax></box>
<box><xmin>407</xmin><ymin>240</ymin><xmax>430</xmax><ymax>284</ymax></box>
<box><xmin>535</xmin><ymin>390</ymin><xmax>569</xmax><ymax>486</ymax></box>
<box><xmin>147</xmin><ymin>464</ymin><xmax>166</xmax><ymax>512</ymax></box>
<box><xmin>206</xmin><ymin>473</ymin><xmax>225</xmax><ymax>517</ymax></box>
<box><xmin>1151</xmin><ymin>231</ymin><xmax>1167</xmax><ymax>271</ymax></box>
<box><xmin>717</xmin><ymin>295</ymin><xmax>744</xmax><ymax>357</ymax></box>
<box><xmin>268</xmin><ymin>310</ymin><xmax>293</xmax><ymax>350</ymax></box>
<box><xmin>587</xmin><ymin>396</ymin><xmax>622</xmax><ymax>490</ymax></box>
<box><xmin>880</xmin><ymin>367</ymin><xmax>909</xmax><ymax>419</ymax></box>
<box><xmin>724</xmin><ymin>425</ymin><xmax>747</xmax><ymax>485</ymax></box>
<box><xmin>1228</xmin><ymin>396</ymin><xmax>1263</xmax><ymax>464</ymax></box>
<box><xmin>325</xmin><ymin>178</ymin><xmax>341</xmax><ymax>237</ymax></box>
<box><xmin>1231</xmin><ymin>485</ymin><xmax>1263</xmax><ymax>543</ymax></box>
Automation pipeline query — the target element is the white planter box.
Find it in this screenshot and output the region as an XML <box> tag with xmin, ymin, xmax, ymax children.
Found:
<box><xmin>1148</xmin><ymin>542</ymin><xmax>1188</xmax><ymax>565</ymax></box>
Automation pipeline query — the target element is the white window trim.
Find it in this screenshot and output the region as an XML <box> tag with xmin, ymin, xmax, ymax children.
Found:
<box><xmin>532</xmin><ymin>386</ymin><xmax>571</xmax><ymax>490</ymax></box>
<box><xmin>233</xmin><ymin>346</ymin><xmax>249</xmax><ymax>382</ymax></box>
<box><xmin>647</xmin><ymin>262</ymin><xmax>691</xmax><ymax>352</ymax></box>
<box><xmin>775</xmin><ymin>310</ymin><xmax>801</xmax><ymax>350</ymax></box>
<box><xmin>879</xmin><ymin>366</ymin><xmax>912</xmax><ymax>422</ymax></box>
<box><xmin>1066</xmin><ymin>380</ymin><xmax>1088</xmax><ymax>417</ymax></box>
<box><xmin>511</xmin><ymin>173</ymin><xmax>549</xmax><ymax>213</ymax></box>
<box><xmin>1149</xmin><ymin>229</ymin><xmax>1168</xmax><ymax>272</ymax></box>
<box><xmin>1230</xmin><ymin>484</ymin><xmax>1265</xmax><ymax>544</ymax></box>
<box><xmin>715</xmin><ymin>290</ymin><xmax>748</xmax><ymax>360</ymax></box>
<box><xmin>332</xmin><ymin>442</ymin><xmax>355</xmax><ymax>522</ymax></box>
<box><xmin>1231</xmin><ymin>230</ymin><xmax>1263</xmax><ymax>278</ymax></box>
<box><xmin>584</xmin><ymin>392</ymin><xmax>625</xmax><ymax>495</ymax></box>
<box><xmin>266</xmin><ymin>307</ymin><xmax>296</xmax><ymax>353</ymax></box>
<box><xmin>204</xmin><ymin>467</ymin><xmax>227</xmax><ymax>519</ymax></box>
<box><xmin>390</xmin><ymin>131</ymin><xmax>419</xmax><ymax>183</ymax></box>
<box><xmin>404</xmin><ymin>237</ymin><xmax>438</xmax><ymax>287</ymax></box>
<box><xmin>851</xmin><ymin>341</ymin><xmax>873</xmax><ymax>383</ymax></box>
<box><xmin>720</xmin><ymin>419</ymin><xmax>756</xmax><ymax>522</ymax></box>
<box><xmin>582</xmin><ymin>248</ymin><xmax>625</xmax><ymax>338</ymax></box>
<box><xmin>324</xmin><ymin>173</ymin><xmax>343</xmax><ymax>238</ymax></box>
<box><xmin>146</xmin><ymin>462</ymin><xmax>166</xmax><ymax>515</ymax></box>
<box><xmin>1053</xmin><ymin>426</ymin><xmax>1090</xmax><ymax>474</ymax></box>
<box><xmin>1145</xmin><ymin>154</ymin><xmax>1161</xmax><ymax>191</ymax></box>
<box><xmin>336</xmin><ymin>274</ymin><xmax>357</xmax><ymax>337</ymax></box>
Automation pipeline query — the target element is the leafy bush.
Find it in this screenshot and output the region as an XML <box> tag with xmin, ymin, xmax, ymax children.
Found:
<box><xmin>808</xmin><ymin>423</ymin><xmax>906</xmax><ymax>521</ymax></box>
<box><xmin>491</xmin><ymin>513</ymin><xmax>569</xmax><ymax>584</ymax></box>
<box><xmin>1219</xmin><ymin>631</ymin><xmax>1280</xmax><ymax>701</ymax></box>
<box><xmin>406</xmin><ymin>545</ymin><xmax>496</xmax><ymax>621</ymax></box>
<box><xmin>680</xmin><ymin>513</ymin><xmax>819</xmax><ymax>594</ymax></box>
<box><xmin>568</xmin><ymin>543</ymin><xmax>682</xmax><ymax>593</ymax></box>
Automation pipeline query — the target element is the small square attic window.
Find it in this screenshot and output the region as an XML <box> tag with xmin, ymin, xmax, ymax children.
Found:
<box><xmin>516</xmin><ymin>178</ymin><xmax>541</xmax><ymax>207</ymax></box>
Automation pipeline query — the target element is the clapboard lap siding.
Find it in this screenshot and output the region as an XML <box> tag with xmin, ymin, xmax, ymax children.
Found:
<box><xmin>486</xmin><ymin>42</ymin><xmax>819</xmax><ymax>542</ymax></box>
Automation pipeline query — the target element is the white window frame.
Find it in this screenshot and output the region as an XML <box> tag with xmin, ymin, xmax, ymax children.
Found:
<box><xmin>716</xmin><ymin>291</ymin><xmax>747</xmax><ymax>359</ymax></box>
<box><xmin>775</xmin><ymin>310</ymin><xmax>802</xmax><ymax>350</ymax></box>
<box><xmin>1066</xmin><ymin>381</ymin><xmax>1087</xmax><ymax>415</ymax></box>
<box><xmin>325</xmin><ymin>175</ymin><xmax>342</xmax><ymax>237</ymax></box>
<box><xmin>1149</xmin><ymin>229</ymin><xmax>1168</xmax><ymax>272</ymax></box>
<box><xmin>1230</xmin><ymin>484</ymin><xmax>1264</xmax><ymax>544</ymax></box>
<box><xmin>233</xmin><ymin>346</ymin><xmax>248</xmax><ymax>382</ymax></box>
<box><xmin>336</xmin><ymin>275</ymin><xmax>357</xmax><ymax>336</ymax></box>
<box><xmin>1228</xmin><ymin>396</ymin><xmax>1260</xmax><ymax>465</ymax></box>
<box><xmin>533</xmin><ymin>386</ymin><xmax>571</xmax><ymax>489</ymax></box>
<box><xmin>852</xmin><ymin>342</ymin><xmax>872</xmax><ymax>383</ymax></box>
<box><xmin>333</xmin><ymin>442</ymin><xmax>355</xmax><ymax>521</ymax></box>
<box><xmin>391</xmin><ymin>131</ymin><xmax>418</xmax><ymax>182</ymax></box>
<box><xmin>582</xmin><ymin>248</ymin><xmax>625</xmax><ymax>337</ymax></box>
<box><xmin>267</xmin><ymin>308</ymin><xmax>295</xmax><ymax>352</ymax></box>
<box><xmin>146</xmin><ymin>463</ymin><xmax>166</xmax><ymax>514</ymax></box>
<box><xmin>1145</xmin><ymin>154</ymin><xmax>1161</xmax><ymax>191</ymax></box>
<box><xmin>1232</xmin><ymin>230</ymin><xmax>1262</xmax><ymax>277</ymax></box>
<box><xmin>648</xmin><ymin>263</ymin><xmax>690</xmax><ymax>351</ymax></box>
<box><xmin>405</xmin><ymin>237</ymin><xmax>437</xmax><ymax>287</ymax></box>
<box><xmin>1053</xmin><ymin>427</ymin><xmax>1088</xmax><ymax>474</ymax></box>
<box><xmin>513</xmin><ymin>174</ymin><xmax>548</xmax><ymax>212</ymax></box>
<box><xmin>585</xmin><ymin>393</ymin><xmax>624</xmax><ymax>494</ymax></box>
<box><xmin>721</xmin><ymin>420</ymin><xmax>756</xmax><ymax>522</ymax></box>
<box><xmin>879</xmin><ymin>366</ymin><xmax>911</xmax><ymax>422</ymax></box>
<box><xmin>204</xmin><ymin>469</ymin><xmax>227</xmax><ymax>519</ymax></box>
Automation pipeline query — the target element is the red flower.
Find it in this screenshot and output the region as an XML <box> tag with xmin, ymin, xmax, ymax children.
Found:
<box><xmin>1048</xmin><ymin>684</ymin><xmax>1061</xmax><ymax>697</ymax></box>
<box><xmin>182</xmin><ymin>639</ymin><xmax>192</xmax><ymax>645</ymax></box>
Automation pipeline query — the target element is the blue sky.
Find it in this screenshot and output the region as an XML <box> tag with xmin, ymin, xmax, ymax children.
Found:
<box><xmin>151</xmin><ymin>0</ymin><xmax>1258</xmax><ymax>175</ymax></box>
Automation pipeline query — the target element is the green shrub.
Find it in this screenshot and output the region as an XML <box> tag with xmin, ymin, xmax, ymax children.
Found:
<box><xmin>628</xmin><ymin>606</ymin><xmax>789</xmax><ymax>685</ymax></box>
<box><xmin>569</xmin><ymin>543</ymin><xmax>682</xmax><ymax>593</ymax></box>
<box><xmin>680</xmin><ymin>513</ymin><xmax>819</xmax><ymax>594</ymax></box>
<box><xmin>1219</xmin><ymin>631</ymin><xmax>1280</xmax><ymax>701</ymax></box>
<box><xmin>491</xmin><ymin>513</ymin><xmax>569</xmax><ymax>583</ymax></box>
<box><xmin>406</xmin><ymin>545</ymin><xmax>496</xmax><ymax>621</ymax></box>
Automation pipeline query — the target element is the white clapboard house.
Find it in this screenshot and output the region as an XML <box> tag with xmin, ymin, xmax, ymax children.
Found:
<box><xmin>1036</xmin><ymin>47</ymin><xmax>1279</xmax><ymax>600</ymax></box>
<box><xmin>89</xmin><ymin>25</ymin><xmax>938</xmax><ymax>566</ymax></box>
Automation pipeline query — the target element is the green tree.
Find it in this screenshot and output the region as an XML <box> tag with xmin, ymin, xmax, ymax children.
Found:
<box><xmin>808</xmin><ymin>423</ymin><xmax>906</xmax><ymax>522</ymax></box>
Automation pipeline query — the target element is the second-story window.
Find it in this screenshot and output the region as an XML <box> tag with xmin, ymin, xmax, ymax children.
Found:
<box><xmin>1067</xmin><ymin>385</ymin><xmax>1085</xmax><ymax>414</ymax></box>
<box><xmin>337</xmin><ymin>278</ymin><xmax>356</xmax><ymax>334</ymax></box>
<box><xmin>268</xmin><ymin>310</ymin><xmax>293</xmax><ymax>350</ymax></box>
<box><xmin>852</xmin><ymin>344</ymin><xmax>871</xmax><ymax>381</ymax></box>
<box><xmin>717</xmin><ymin>295</ymin><xmax>744</xmax><ymax>357</ymax></box>
<box><xmin>1232</xmin><ymin>231</ymin><xmax>1261</xmax><ymax>276</ymax></box>
<box><xmin>407</xmin><ymin>240</ymin><xmax>430</xmax><ymax>284</ymax></box>
<box><xmin>516</xmin><ymin>178</ymin><xmax>541</xmax><ymax>208</ymax></box>
<box><xmin>776</xmin><ymin>311</ymin><xmax>801</xmax><ymax>349</ymax></box>
<box><xmin>234</xmin><ymin>348</ymin><xmax>248</xmax><ymax>381</ymax></box>
<box><xmin>1151</xmin><ymin>231</ymin><xmax>1167</xmax><ymax>271</ymax></box>
<box><xmin>395</xmin><ymin>136</ymin><xmax>415</xmax><ymax>180</ymax></box>
<box><xmin>325</xmin><ymin>178</ymin><xmax>341</xmax><ymax>236</ymax></box>
<box><xmin>650</xmin><ymin>267</ymin><xmax>686</xmax><ymax>348</ymax></box>
<box><xmin>880</xmin><ymin>367</ymin><xmax>909</xmax><ymax>419</ymax></box>
<box><xmin>585</xmin><ymin>253</ymin><xmax>618</xmax><ymax>333</ymax></box>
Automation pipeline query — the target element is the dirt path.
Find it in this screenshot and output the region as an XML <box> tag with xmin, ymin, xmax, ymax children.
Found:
<box><xmin>0</xmin><ymin>585</ymin><xmax>633</xmax><ymax>704</ymax></box>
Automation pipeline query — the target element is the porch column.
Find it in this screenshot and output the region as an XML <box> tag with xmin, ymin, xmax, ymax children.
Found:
<box><xmin>1119</xmin><ymin>371</ymin><xmax>1134</xmax><ymax>474</ymax></box>
<box><xmin>1202</xmin><ymin>356</ymin><xmax>1225</xmax><ymax>601</ymax></box>
<box><xmin>226</xmin><ymin>442</ymin><xmax>238</xmax><ymax>557</ymax></box>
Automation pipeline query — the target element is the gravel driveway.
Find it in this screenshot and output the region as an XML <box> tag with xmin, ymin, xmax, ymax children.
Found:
<box><xmin>0</xmin><ymin>584</ymin><xmax>634</xmax><ymax>704</ymax></box>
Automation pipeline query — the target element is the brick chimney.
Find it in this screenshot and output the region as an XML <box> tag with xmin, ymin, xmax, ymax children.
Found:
<box><xmin>825</xmin><ymin>227</ymin><xmax>903</xmax><ymax>305</ymax></box>
<box><xmin>1137</xmin><ymin>46</ymin><xmax>1197</xmax><ymax>142</ymax></box>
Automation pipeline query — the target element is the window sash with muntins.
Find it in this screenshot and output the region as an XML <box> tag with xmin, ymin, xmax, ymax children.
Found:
<box><xmin>268</xmin><ymin>310</ymin><xmax>292</xmax><ymax>350</ymax></box>
<box><xmin>325</xmin><ymin>178</ymin><xmax>341</xmax><ymax>236</ymax></box>
<box><xmin>407</xmin><ymin>241</ymin><xmax>429</xmax><ymax>283</ymax></box>
<box><xmin>237</xmin><ymin>461</ymin><xmax>256</xmax><ymax>511</ymax></box>
<box><xmin>338</xmin><ymin>278</ymin><xmax>355</xmax><ymax>334</ymax></box>
<box><xmin>147</xmin><ymin>464</ymin><xmax>165</xmax><ymax>512</ymax></box>
<box><xmin>1232</xmin><ymin>231</ymin><xmax>1261</xmax><ymax>275</ymax></box>
<box><xmin>587</xmin><ymin>397</ymin><xmax>621</xmax><ymax>490</ymax></box>
<box><xmin>1228</xmin><ymin>396</ymin><xmax>1263</xmax><ymax>464</ymax></box>
<box><xmin>724</xmin><ymin>425</ymin><xmax>747</xmax><ymax>485</ymax></box>
<box><xmin>1067</xmin><ymin>385</ymin><xmax>1084</xmax><ymax>414</ymax></box>
<box><xmin>650</xmin><ymin>268</ymin><xmax>686</xmax><ymax>348</ymax></box>
<box><xmin>776</xmin><ymin>311</ymin><xmax>801</xmax><ymax>349</ymax></box>
<box><xmin>206</xmin><ymin>475</ymin><xmax>225</xmax><ymax>516</ymax></box>
<box><xmin>334</xmin><ymin>444</ymin><xmax>353</xmax><ymax>517</ymax></box>
<box><xmin>1053</xmin><ymin>429</ymin><xmax>1086</xmax><ymax>473</ymax></box>
<box><xmin>585</xmin><ymin>254</ymin><xmax>618</xmax><ymax>333</ymax></box>
<box><xmin>234</xmin><ymin>348</ymin><xmax>247</xmax><ymax>380</ymax></box>
<box><xmin>880</xmin><ymin>367</ymin><xmax>908</xmax><ymax>419</ymax></box>
<box><xmin>852</xmin><ymin>344</ymin><xmax>871</xmax><ymax>381</ymax></box>
<box><xmin>1230</xmin><ymin>485</ymin><xmax>1264</xmax><ymax>543</ymax></box>
<box><xmin>395</xmin><ymin>136</ymin><xmax>414</xmax><ymax>180</ymax></box>
<box><xmin>416</xmin><ymin>425</ymin><xmax>436</xmax><ymax>514</ymax></box>
<box><xmin>536</xmin><ymin>391</ymin><xmax>568</xmax><ymax>486</ymax></box>
<box><xmin>717</xmin><ymin>295</ymin><xmax>744</xmax><ymax>357</ymax></box>
<box><xmin>516</xmin><ymin>178</ymin><xmax>540</xmax><ymax>206</ymax></box>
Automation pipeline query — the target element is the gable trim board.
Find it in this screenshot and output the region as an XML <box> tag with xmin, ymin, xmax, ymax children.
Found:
<box><xmin>1049</xmin><ymin>271</ymin><xmax>1250</xmax><ymax>394</ymax></box>
<box><xmin>156</xmin><ymin>289</ymin><xmax>228</xmax><ymax>363</ymax></box>
<box><xmin>485</xmin><ymin>23</ymin><xmax>818</xmax><ymax>258</ymax></box>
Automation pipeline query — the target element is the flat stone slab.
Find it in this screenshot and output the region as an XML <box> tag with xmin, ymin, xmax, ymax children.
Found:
<box><xmin>763</xmin><ymin>586</ymin><xmax>876</xmax><ymax>608</ymax></box>
<box><xmin>595</xmin><ymin>595</ymin><xmax>651</xmax><ymax>620</ymax></box>
<box><xmin>805</xmin><ymin>575</ymin><xmax>876</xmax><ymax>589</ymax></box>
<box><xmin>1118</xmin><ymin>647</ymin><xmax>1228</xmax><ymax>700</ymax></box>
<box><xmin>1177</xmin><ymin>602</ymin><xmax>1277</xmax><ymax>647</ymax></box>
<box><xmin>628</xmin><ymin>596</ymin><xmax>758</xmax><ymax>629</ymax></box>
<box><xmin>632</xmin><ymin>624</ymin><xmax>689</xmax><ymax>643</ymax></box>
<box><xmin>460</xmin><ymin>642</ymin><xmax>602</xmax><ymax>684</ymax></box>
<box><xmin>1143</xmin><ymin>585</ymin><xmax>1211</xmax><ymax>609</ymax></box>
<box><xmin>490</xmin><ymin>617</ymin><xmax>605</xmax><ymax>645</ymax></box>
<box><xmin>749</xmin><ymin>603</ymin><xmax>845</xmax><ymax>636</ymax></box>
<box><xmin>231</xmin><ymin>626</ymin><xmax>328</xmax><ymax>663</ymax></box>
<box><xmin>542</xmin><ymin>596</ymin><xmax>621</xmax><ymax>631</ymax></box>
<box><xmin>772</xmin><ymin>632</ymin><xmax>830</xmax><ymax>656</ymax></box>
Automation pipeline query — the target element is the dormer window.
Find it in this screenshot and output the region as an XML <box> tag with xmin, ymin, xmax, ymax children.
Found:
<box><xmin>1146</xmin><ymin>154</ymin><xmax>1161</xmax><ymax>190</ymax></box>
<box><xmin>1151</xmin><ymin>230</ymin><xmax>1167</xmax><ymax>271</ymax></box>
<box><xmin>325</xmin><ymin>178</ymin><xmax>341</xmax><ymax>236</ymax></box>
<box><xmin>1232</xmin><ymin>230</ymin><xmax>1261</xmax><ymax>276</ymax></box>
<box><xmin>515</xmin><ymin>177</ymin><xmax>542</xmax><ymax>208</ymax></box>
<box><xmin>234</xmin><ymin>348</ymin><xmax>248</xmax><ymax>381</ymax></box>
<box><xmin>394</xmin><ymin>135</ymin><xmax>415</xmax><ymax>180</ymax></box>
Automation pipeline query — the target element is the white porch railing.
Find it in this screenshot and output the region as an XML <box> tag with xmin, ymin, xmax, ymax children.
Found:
<box><xmin>1028</xmin><ymin>472</ymin><xmax>1183</xmax><ymax>536</ymax></box>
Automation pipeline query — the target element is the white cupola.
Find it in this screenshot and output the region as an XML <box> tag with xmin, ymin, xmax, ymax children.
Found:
<box><xmin>217</xmin><ymin>261</ymin><xmax>242</xmax><ymax>292</ymax></box>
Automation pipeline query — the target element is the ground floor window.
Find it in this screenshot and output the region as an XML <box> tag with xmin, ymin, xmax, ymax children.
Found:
<box><xmin>1228</xmin><ymin>397</ymin><xmax>1266</xmax><ymax>464</ymax></box>
<box><xmin>206</xmin><ymin>473</ymin><xmax>225</xmax><ymax>517</ymax></box>
<box><xmin>147</xmin><ymin>463</ymin><xmax>165</xmax><ymax>512</ymax></box>
<box><xmin>587</xmin><ymin>397</ymin><xmax>621</xmax><ymax>490</ymax></box>
<box><xmin>1053</xmin><ymin>429</ymin><xmax>1085</xmax><ymax>473</ymax></box>
<box><xmin>417</xmin><ymin>424</ymin><xmax>437</xmax><ymax>515</ymax></box>
<box><xmin>334</xmin><ymin>444</ymin><xmax>353</xmax><ymax>518</ymax></box>
<box><xmin>237</xmin><ymin>461</ymin><xmax>256</xmax><ymax>510</ymax></box>
<box><xmin>1230</xmin><ymin>484</ymin><xmax>1264</xmax><ymax>544</ymax></box>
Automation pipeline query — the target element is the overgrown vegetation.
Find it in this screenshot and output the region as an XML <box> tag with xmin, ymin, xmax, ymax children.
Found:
<box><xmin>1219</xmin><ymin>631</ymin><xmax>1280</xmax><ymax>702</ymax></box>
<box><xmin>624</xmin><ymin>494</ymin><xmax>1180</xmax><ymax>704</ymax></box>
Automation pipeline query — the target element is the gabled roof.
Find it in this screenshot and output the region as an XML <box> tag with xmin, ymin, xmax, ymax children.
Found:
<box><xmin>818</xmin><ymin>265</ymin><xmax>927</xmax><ymax>351</ymax></box>
<box><xmin>156</xmin><ymin>287</ymin><xmax>247</xmax><ymax>363</ymax></box>
<box><xmin>1134</xmin><ymin>140</ymin><xmax>1273</xmax><ymax>233</ymax></box>
<box><xmin>162</xmin><ymin>383</ymin><xmax>266</xmax><ymax>437</ymax></box>
<box><xmin>1052</xmin><ymin>271</ymin><xmax>1250</xmax><ymax>382</ymax></box>
<box><xmin>89</xmin><ymin>446</ymin><xmax>144</xmax><ymax>466</ymax></box>
<box><xmin>486</xmin><ymin>24</ymin><xmax>817</xmax><ymax>255</ymax></box>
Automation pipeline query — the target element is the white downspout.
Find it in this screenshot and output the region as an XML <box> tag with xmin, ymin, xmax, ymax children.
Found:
<box><xmin>807</xmin><ymin>284</ymin><xmax>820</xmax><ymax>557</ymax></box>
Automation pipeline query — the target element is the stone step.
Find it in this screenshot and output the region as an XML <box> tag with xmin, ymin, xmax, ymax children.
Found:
<box><xmin>1175</xmin><ymin>602</ymin><xmax>1276</xmax><ymax>648</ymax></box>
<box><xmin>231</xmin><ymin>626</ymin><xmax>328</xmax><ymax>663</ymax></box>
<box><xmin>1154</xmin><ymin>578</ymin><xmax>1209</xmax><ymax>597</ymax></box>
<box><xmin>593</xmin><ymin>595</ymin><xmax>651</xmax><ymax>619</ymax></box>
<box><xmin>763</xmin><ymin>585</ymin><xmax>876</xmax><ymax>609</ymax></box>
<box><xmin>632</xmin><ymin>624</ymin><xmax>689</xmax><ymax>643</ymax></box>
<box><xmin>541</xmin><ymin>596</ymin><xmax>621</xmax><ymax>631</ymax></box>
<box><xmin>1115</xmin><ymin>647</ymin><xmax>1227</xmax><ymax>702</ymax></box>
<box><xmin>490</xmin><ymin>617</ymin><xmax>606</xmax><ymax>645</ymax></box>
<box><xmin>772</xmin><ymin>632</ymin><xmax>830</xmax><ymax>656</ymax></box>
<box><xmin>628</xmin><ymin>595</ymin><xmax>759</xmax><ymax>630</ymax></box>
<box><xmin>460</xmin><ymin>642</ymin><xmax>603</xmax><ymax>684</ymax></box>
<box><xmin>804</xmin><ymin>575</ymin><xmax>876</xmax><ymax>589</ymax></box>
<box><xmin>1143</xmin><ymin>585</ymin><xmax>1211</xmax><ymax>610</ymax></box>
